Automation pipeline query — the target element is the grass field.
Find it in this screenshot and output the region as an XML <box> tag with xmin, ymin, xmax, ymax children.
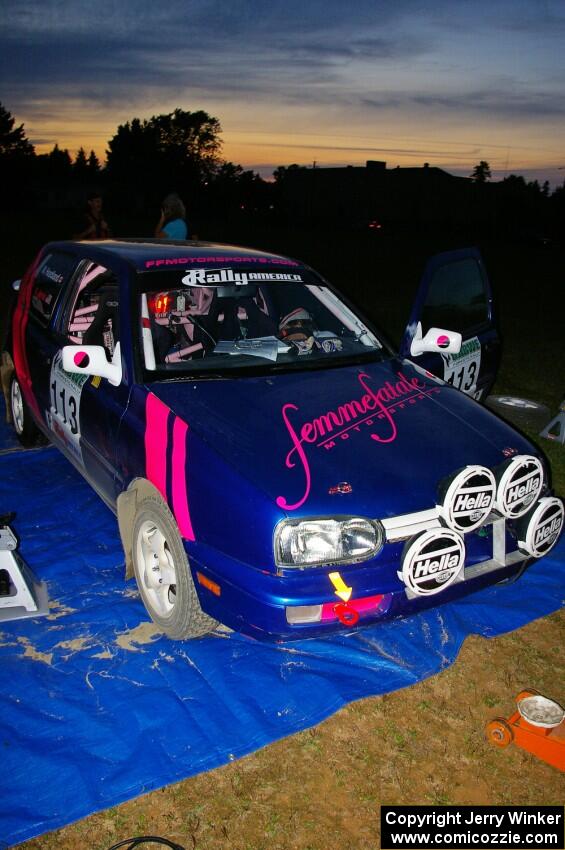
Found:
<box><xmin>2</xmin><ymin>218</ymin><xmax>564</xmax><ymax>850</ymax></box>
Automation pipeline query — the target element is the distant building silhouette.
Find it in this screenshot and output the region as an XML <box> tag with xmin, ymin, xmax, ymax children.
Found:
<box><xmin>277</xmin><ymin>160</ymin><xmax>494</xmax><ymax>232</ymax></box>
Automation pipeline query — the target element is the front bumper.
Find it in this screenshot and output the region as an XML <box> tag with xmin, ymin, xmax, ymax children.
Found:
<box><xmin>186</xmin><ymin>506</ymin><xmax>556</xmax><ymax>641</ymax></box>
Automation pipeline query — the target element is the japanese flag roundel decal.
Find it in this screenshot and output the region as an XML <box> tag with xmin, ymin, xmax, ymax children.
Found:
<box><xmin>496</xmin><ymin>455</ymin><xmax>544</xmax><ymax>519</ymax></box>
<box><xmin>438</xmin><ymin>465</ymin><xmax>496</xmax><ymax>533</ymax></box>
<box><xmin>516</xmin><ymin>496</ymin><xmax>564</xmax><ymax>558</ymax></box>
<box><xmin>400</xmin><ymin>528</ymin><xmax>465</xmax><ymax>597</ymax></box>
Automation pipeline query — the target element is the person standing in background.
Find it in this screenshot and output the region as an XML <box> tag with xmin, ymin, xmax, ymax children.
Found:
<box><xmin>154</xmin><ymin>192</ymin><xmax>189</xmax><ymax>239</ymax></box>
<box><xmin>74</xmin><ymin>192</ymin><xmax>111</xmax><ymax>240</ymax></box>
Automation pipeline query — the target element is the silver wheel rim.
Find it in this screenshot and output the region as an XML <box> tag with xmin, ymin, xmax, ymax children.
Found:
<box><xmin>135</xmin><ymin>519</ymin><xmax>177</xmax><ymax>617</ymax></box>
<box><xmin>11</xmin><ymin>380</ymin><xmax>25</xmax><ymax>435</ymax></box>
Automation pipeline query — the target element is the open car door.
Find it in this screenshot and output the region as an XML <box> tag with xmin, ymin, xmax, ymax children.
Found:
<box><xmin>400</xmin><ymin>247</ymin><xmax>500</xmax><ymax>401</ymax></box>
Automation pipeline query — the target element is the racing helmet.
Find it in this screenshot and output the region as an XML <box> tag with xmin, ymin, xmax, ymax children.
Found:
<box><xmin>278</xmin><ymin>307</ymin><xmax>314</xmax><ymax>340</ymax></box>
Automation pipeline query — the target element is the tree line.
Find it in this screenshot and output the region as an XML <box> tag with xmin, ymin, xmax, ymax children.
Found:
<box><xmin>0</xmin><ymin>102</ymin><xmax>273</xmax><ymax>222</ymax></box>
<box><xmin>1</xmin><ymin>100</ymin><xmax>564</xmax><ymax>239</ymax></box>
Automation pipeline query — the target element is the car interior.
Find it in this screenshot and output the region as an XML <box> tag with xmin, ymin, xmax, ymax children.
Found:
<box><xmin>146</xmin><ymin>285</ymin><xmax>278</xmax><ymax>365</ymax></box>
<box><xmin>67</xmin><ymin>263</ymin><xmax>119</xmax><ymax>360</ymax></box>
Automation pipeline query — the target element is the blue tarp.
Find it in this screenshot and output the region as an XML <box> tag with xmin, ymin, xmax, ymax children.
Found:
<box><xmin>0</xmin><ymin>423</ymin><xmax>563</xmax><ymax>848</ymax></box>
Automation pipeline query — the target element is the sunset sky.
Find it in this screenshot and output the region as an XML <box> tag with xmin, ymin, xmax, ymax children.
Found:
<box><xmin>2</xmin><ymin>0</ymin><xmax>565</xmax><ymax>185</ymax></box>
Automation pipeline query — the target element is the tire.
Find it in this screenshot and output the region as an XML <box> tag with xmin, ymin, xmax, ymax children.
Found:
<box><xmin>9</xmin><ymin>375</ymin><xmax>42</xmax><ymax>447</ymax></box>
<box><xmin>132</xmin><ymin>494</ymin><xmax>217</xmax><ymax>639</ymax></box>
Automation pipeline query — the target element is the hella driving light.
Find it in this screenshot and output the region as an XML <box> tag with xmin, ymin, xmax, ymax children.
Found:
<box><xmin>275</xmin><ymin>517</ymin><xmax>383</xmax><ymax>568</ymax></box>
<box><xmin>516</xmin><ymin>496</ymin><xmax>564</xmax><ymax>558</ymax></box>
<box><xmin>438</xmin><ymin>465</ymin><xmax>496</xmax><ymax>533</ymax></box>
<box><xmin>495</xmin><ymin>455</ymin><xmax>544</xmax><ymax>519</ymax></box>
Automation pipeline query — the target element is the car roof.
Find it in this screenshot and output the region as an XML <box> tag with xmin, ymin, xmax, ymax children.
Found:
<box><xmin>45</xmin><ymin>238</ymin><xmax>305</xmax><ymax>273</ymax></box>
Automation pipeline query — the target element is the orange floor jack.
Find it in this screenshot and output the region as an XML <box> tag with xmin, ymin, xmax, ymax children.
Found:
<box><xmin>486</xmin><ymin>690</ymin><xmax>565</xmax><ymax>771</ymax></box>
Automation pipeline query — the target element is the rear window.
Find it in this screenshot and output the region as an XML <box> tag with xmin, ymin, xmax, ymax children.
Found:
<box><xmin>30</xmin><ymin>252</ymin><xmax>78</xmax><ymax>325</ymax></box>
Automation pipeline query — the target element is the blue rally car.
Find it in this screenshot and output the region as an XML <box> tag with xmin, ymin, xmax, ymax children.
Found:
<box><xmin>5</xmin><ymin>239</ymin><xmax>564</xmax><ymax>640</ymax></box>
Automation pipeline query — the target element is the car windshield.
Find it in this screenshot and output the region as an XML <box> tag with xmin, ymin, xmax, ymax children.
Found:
<box><xmin>136</xmin><ymin>265</ymin><xmax>385</xmax><ymax>376</ymax></box>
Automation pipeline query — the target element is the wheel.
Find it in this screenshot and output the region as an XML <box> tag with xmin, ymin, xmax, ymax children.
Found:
<box><xmin>486</xmin><ymin>718</ymin><xmax>514</xmax><ymax>748</ymax></box>
<box><xmin>132</xmin><ymin>494</ymin><xmax>217</xmax><ymax>639</ymax></box>
<box><xmin>9</xmin><ymin>375</ymin><xmax>42</xmax><ymax>447</ymax></box>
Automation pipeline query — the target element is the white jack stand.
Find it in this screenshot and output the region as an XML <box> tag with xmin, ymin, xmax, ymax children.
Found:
<box><xmin>540</xmin><ymin>399</ymin><xmax>565</xmax><ymax>446</ymax></box>
<box><xmin>0</xmin><ymin>520</ymin><xmax>49</xmax><ymax>622</ymax></box>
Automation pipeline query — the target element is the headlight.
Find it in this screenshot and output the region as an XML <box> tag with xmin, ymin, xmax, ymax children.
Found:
<box><xmin>275</xmin><ymin>516</ymin><xmax>384</xmax><ymax>568</ymax></box>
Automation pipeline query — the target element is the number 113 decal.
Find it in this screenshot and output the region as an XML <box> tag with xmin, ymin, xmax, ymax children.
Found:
<box><xmin>441</xmin><ymin>337</ymin><xmax>482</xmax><ymax>397</ymax></box>
<box><xmin>51</xmin><ymin>378</ymin><xmax>78</xmax><ymax>433</ymax></box>
<box><xmin>47</xmin><ymin>351</ymin><xmax>88</xmax><ymax>462</ymax></box>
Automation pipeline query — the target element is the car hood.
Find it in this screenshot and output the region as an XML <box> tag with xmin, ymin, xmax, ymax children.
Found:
<box><xmin>148</xmin><ymin>357</ymin><xmax>537</xmax><ymax>518</ymax></box>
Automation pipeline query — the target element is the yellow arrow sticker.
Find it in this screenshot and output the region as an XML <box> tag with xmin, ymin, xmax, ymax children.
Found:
<box><xmin>328</xmin><ymin>571</ymin><xmax>352</xmax><ymax>602</ymax></box>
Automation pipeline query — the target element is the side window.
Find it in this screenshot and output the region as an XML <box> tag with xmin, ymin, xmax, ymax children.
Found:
<box><xmin>420</xmin><ymin>258</ymin><xmax>489</xmax><ymax>336</ymax></box>
<box><xmin>64</xmin><ymin>261</ymin><xmax>119</xmax><ymax>362</ymax></box>
<box><xmin>30</xmin><ymin>252</ymin><xmax>78</xmax><ymax>326</ymax></box>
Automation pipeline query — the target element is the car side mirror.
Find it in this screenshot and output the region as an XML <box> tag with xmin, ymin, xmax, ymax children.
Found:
<box><xmin>62</xmin><ymin>342</ymin><xmax>122</xmax><ymax>387</ymax></box>
<box><xmin>410</xmin><ymin>322</ymin><xmax>462</xmax><ymax>357</ymax></box>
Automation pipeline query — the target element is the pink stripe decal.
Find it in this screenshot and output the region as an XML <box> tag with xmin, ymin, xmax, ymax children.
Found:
<box><xmin>172</xmin><ymin>417</ymin><xmax>195</xmax><ymax>541</ymax></box>
<box><xmin>145</xmin><ymin>393</ymin><xmax>169</xmax><ymax>500</ymax></box>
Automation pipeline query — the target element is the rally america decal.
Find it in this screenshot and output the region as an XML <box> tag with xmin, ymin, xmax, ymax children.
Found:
<box><xmin>441</xmin><ymin>336</ymin><xmax>481</xmax><ymax>396</ymax></box>
<box><xmin>277</xmin><ymin>370</ymin><xmax>440</xmax><ymax>511</ymax></box>
<box><xmin>181</xmin><ymin>268</ymin><xmax>303</xmax><ymax>287</ymax></box>
<box><xmin>46</xmin><ymin>350</ymin><xmax>88</xmax><ymax>463</ymax></box>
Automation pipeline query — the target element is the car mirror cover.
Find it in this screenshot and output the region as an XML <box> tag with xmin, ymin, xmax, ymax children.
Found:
<box><xmin>410</xmin><ymin>322</ymin><xmax>462</xmax><ymax>357</ymax></box>
<box><xmin>61</xmin><ymin>342</ymin><xmax>122</xmax><ymax>387</ymax></box>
